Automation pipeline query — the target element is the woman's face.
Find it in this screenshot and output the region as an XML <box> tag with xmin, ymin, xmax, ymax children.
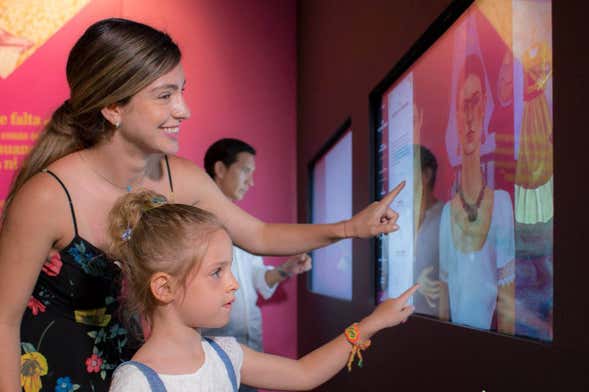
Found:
<box><xmin>116</xmin><ymin>63</ymin><xmax>191</xmax><ymax>155</ymax></box>
<box><xmin>456</xmin><ymin>73</ymin><xmax>486</xmax><ymax>157</ymax></box>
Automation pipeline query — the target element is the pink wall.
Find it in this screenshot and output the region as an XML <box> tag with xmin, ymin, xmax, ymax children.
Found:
<box><xmin>0</xmin><ymin>0</ymin><xmax>297</xmax><ymax>364</ymax></box>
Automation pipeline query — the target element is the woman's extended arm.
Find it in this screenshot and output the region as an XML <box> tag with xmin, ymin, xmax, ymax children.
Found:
<box><xmin>173</xmin><ymin>157</ymin><xmax>404</xmax><ymax>255</ymax></box>
<box><xmin>240</xmin><ymin>285</ymin><xmax>418</xmax><ymax>391</ymax></box>
<box><xmin>0</xmin><ymin>176</ymin><xmax>63</xmax><ymax>391</ymax></box>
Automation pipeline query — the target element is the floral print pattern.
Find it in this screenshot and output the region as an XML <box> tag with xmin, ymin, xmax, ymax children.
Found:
<box><xmin>21</xmin><ymin>238</ymin><xmax>134</xmax><ymax>391</ymax></box>
<box><xmin>42</xmin><ymin>251</ymin><xmax>63</xmax><ymax>277</ymax></box>
<box><xmin>74</xmin><ymin>308</ymin><xmax>111</xmax><ymax>327</ymax></box>
<box><xmin>54</xmin><ymin>376</ymin><xmax>80</xmax><ymax>392</ymax></box>
<box><xmin>67</xmin><ymin>241</ymin><xmax>109</xmax><ymax>277</ymax></box>
<box><xmin>86</xmin><ymin>320</ymin><xmax>128</xmax><ymax>380</ymax></box>
<box><xmin>20</xmin><ymin>351</ymin><xmax>48</xmax><ymax>392</ymax></box>
<box><xmin>20</xmin><ymin>171</ymin><xmax>150</xmax><ymax>390</ymax></box>
<box><xmin>27</xmin><ymin>296</ymin><xmax>46</xmax><ymax>316</ymax></box>
<box><xmin>85</xmin><ymin>353</ymin><xmax>103</xmax><ymax>373</ymax></box>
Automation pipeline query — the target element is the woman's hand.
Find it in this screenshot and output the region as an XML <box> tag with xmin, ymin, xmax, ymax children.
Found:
<box><xmin>344</xmin><ymin>181</ymin><xmax>405</xmax><ymax>238</ymax></box>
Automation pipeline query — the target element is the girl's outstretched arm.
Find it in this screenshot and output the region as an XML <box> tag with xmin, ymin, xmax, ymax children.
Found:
<box><xmin>240</xmin><ymin>285</ymin><xmax>418</xmax><ymax>391</ymax></box>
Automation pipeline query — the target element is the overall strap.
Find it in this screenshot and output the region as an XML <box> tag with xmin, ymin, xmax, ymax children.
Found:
<box><xmin>42</xmin><ymin>169</ymin><xmax>79</xmax><ymax>235</ymax></box>
<box><xmin>117</xmin><ymin>361</ymin><xmax>167</xmax><ymax>392</ymax></box>
<box><xmin>204</xmin><ymin>337</ymin><xmax>238</xmax><ymax>392</ymax></box>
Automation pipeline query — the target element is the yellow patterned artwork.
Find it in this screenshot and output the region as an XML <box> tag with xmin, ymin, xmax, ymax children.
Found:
<box><xmin>0</xmin><ymin>0</ymin><xmax>90</xmax><ymax>78</ymax></box>
<box><xmin>476</xmin><ymin>0</ymin><xmax>513</xmax><ymax>49</ymax></box>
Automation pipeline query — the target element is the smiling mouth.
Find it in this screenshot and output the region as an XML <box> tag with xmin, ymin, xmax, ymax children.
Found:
<box><xmin>161</xmin><ymin>126</ymin><xmax>179</xmax><ymax>136</ymax></box>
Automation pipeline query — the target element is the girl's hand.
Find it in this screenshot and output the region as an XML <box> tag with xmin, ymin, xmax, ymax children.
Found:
<box><xmin>344</xmin><ymin>181</ymin><xmax>405</xmax><ymax>238</ymax></box>
<box><xmin>361</xmin><ymin>284</ymin><xmax>418</xmax><ymax>336</ymax></box>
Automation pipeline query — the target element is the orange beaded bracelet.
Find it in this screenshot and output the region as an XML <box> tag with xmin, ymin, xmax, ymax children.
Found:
<box><xmin>344</xmin><ymin>323</ymin><xmax>371</xmax><ymax>372</ymax></box>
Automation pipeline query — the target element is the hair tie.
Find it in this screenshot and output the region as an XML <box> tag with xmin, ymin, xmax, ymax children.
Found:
<box><xmin>123</xmin><ymin>195</ymin><xmax>168</xmax><ymax>242</ymax></box>
<box><xmin>151</xmin><ymin>196</ymin><xmax>167</xmax><ymax>205</ymax></box>
<box><xmin>121</xmin><ymin>227</ymin><xmax>132</xmax><ymax>242</ymax></box>
<box><xmin>143</xmin><ymin>195</ymin><xmax>167</xmax><ymax>212</ymax></box>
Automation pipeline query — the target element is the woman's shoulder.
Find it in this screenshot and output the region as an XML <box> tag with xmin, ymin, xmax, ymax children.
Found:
<box><xmin>166</xmin><ymin>155</ymin><xmax>211</xmax><ymax>188</ymax></box>
<box><xmin>166</xmin><ymin>154</ymin><xmax>205</xmax><ymax>176</ymax></box>
<box><xmin>165</xmin><ymin>155</ymin><xmax>220</xmax><ymax>205</ymax></box>
<box><xmin>10</xmin><ymin>169</ymin><xmax>71</xmax><ymax>212</ymax></box>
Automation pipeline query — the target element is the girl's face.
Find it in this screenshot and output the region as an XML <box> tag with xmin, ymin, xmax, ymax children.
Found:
<box><xmin>175</xmin><ymin>229</ymin><xmax>238</xmax><ymax>329</ymax></box>
<box><xmin>456</xmin><ymin>73</ymin><xmax>486</xmax><ymax>157</ymax></box>
<box><xmin>116</xmin><ymin>63</ymin><xmax>191</xmax><ymax>156</ymax></box>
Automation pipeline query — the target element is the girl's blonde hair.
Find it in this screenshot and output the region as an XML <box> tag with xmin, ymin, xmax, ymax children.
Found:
<box><xmin>3</xmin><ymin>18</ymin><xmax>181</xmax><ymax>218</ymax></box>
<box><xmin>108</xmin><ymin>190</ymin><xmax>223</xmax><ymax>333</ymax></box>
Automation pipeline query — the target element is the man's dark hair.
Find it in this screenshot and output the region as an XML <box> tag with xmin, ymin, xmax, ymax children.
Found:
<box><xmin>204</xmin><ymin>138</ymin><xmax>256</xmax><ymax>179</ymax></box>
<box><xmin>418</xmin><ymin>145</ymin><xmax>438</xmax><ymax>189</ymax></box>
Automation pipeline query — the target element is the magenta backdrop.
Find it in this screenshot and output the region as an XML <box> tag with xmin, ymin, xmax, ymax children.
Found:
<box><xmin>0</xmin><ymin>0</ymin><xmax>297</xmax><ymax>371</ymax></box>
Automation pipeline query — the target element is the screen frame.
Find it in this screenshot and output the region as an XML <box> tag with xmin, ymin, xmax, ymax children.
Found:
<box><xmin>307</xmin><ymin>117</ymin><xmax>353</xmax><ymax>299</ymax></box>
<box><xmin>368</xmin><ymin>0</ymin><xmax>554</xmax><ymax>345</ymax></box>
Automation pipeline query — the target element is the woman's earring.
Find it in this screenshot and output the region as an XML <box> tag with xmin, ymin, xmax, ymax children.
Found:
<box><xmin>114</xmin><ymin>120</ymin><xmax>120</xmax><ymax>129</ymax></box>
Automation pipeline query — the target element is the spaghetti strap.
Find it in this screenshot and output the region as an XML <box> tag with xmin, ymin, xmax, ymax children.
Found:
<box><xmin>42</xmin><ymin>169</ymin><xmax>79</xmax><ymax>235</ymax></box>
<box><xmin>164</xmin><ymin>155</ymin><xmax>174</xmax><ymax>197</ymax></box>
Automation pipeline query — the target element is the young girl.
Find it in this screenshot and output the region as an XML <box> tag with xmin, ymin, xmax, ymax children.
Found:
<box><xmin>107</xmin><ymin>190</ymin><xmax>417</xmax><ymax>391</ymax></box>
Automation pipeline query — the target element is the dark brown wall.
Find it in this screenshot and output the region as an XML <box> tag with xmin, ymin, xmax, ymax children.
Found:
<box><xmin>297</xmin><ymin>1</ymin><xmax>589</xmax><ymax>390</ymax></box>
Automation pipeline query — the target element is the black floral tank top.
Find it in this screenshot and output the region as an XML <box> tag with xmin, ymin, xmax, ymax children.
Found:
<box><xmin>20</xmin><ymin>158</ymin><xmax>174</xmax><ymax>392</ymax></box>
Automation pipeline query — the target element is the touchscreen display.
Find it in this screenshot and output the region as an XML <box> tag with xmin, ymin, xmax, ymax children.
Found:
<box><xmin>376</xmin><ymin>0</ymin><xmax>553</xmax><ymax>341</ymax></box>
<box><xmin>310</xmin><ymin>131</ymin><xmax>353</xmax><ymax>300</ymax></box>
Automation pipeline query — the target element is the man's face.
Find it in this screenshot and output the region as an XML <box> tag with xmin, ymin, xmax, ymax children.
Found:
<box><xmin>216</xmin><ymin>152</ymin><xmax>256</xmax><ymax>201</ymax></box>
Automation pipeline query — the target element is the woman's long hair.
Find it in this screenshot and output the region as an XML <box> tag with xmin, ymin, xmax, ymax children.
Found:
<box><xmin>3</xmin><ymin>18</ymin><xmax>181</xmax><ymax>217</ymax></box>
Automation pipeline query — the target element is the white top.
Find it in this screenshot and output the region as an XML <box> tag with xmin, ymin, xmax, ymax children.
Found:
<box><xmin>413</xmin><ymin>201</ymin><xmax>444</xmax><ymax>316</ymax></box>
<box><xmin>515</xmin><ymin>176</ymin><xmax>553</xmax><ymax>224</ymax></box>
<box><xmin>203</xmin><ymin>246</ymin><xmax>277</xmax><ymax>351</ymax></box>
<box><xmin>439</xmin><ymin>190</ymin><xmax>515</xmax><ymax>330</ymax></box>
<box><xmin>109</xmin><ymin>337</ymin><xmax>243</xmax><ymax>392</ymax></box>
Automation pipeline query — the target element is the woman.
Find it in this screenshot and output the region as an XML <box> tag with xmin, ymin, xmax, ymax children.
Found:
<box><xmin>438</xmin><ymin>54</ymin><xmax>515</xmax><ymax>333</ymax></box>
<box><xmin>0</xmin><ymin>19</ymin><xmax>403</xmax><ymax>392</ymax></box>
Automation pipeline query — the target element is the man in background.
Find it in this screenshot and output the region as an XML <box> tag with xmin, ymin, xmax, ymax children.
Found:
<box><xmin>202</xmin><ymin>138</ymin><xmax>311</xmax><ymax>392</ymax></box>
